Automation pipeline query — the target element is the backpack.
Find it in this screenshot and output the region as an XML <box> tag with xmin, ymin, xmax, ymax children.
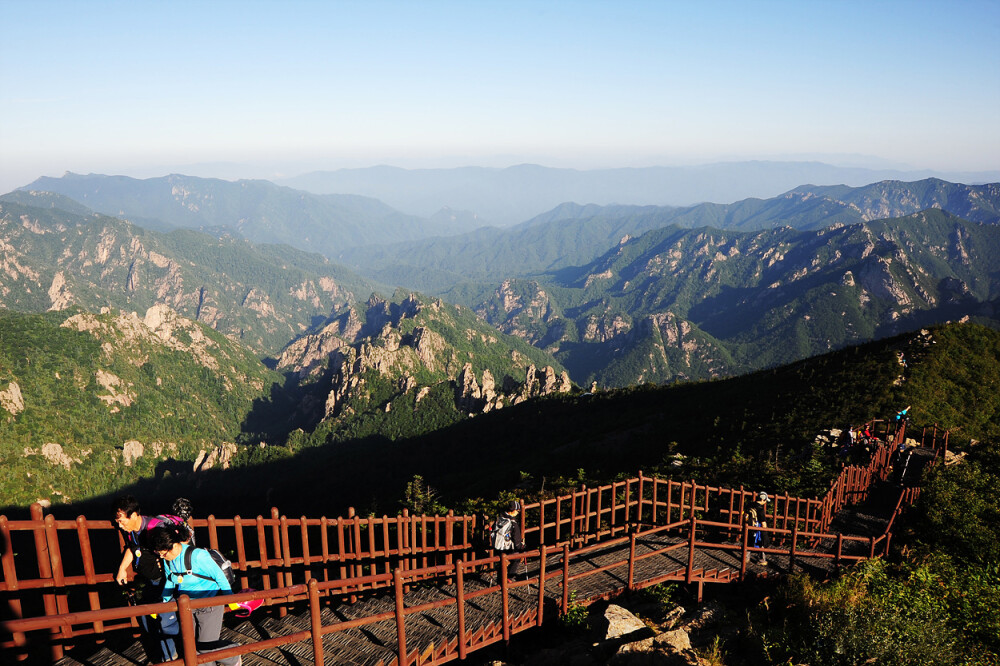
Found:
<box><xmin>148</xmin><ymin>514</ymin><xmax>196</xmax><ymax>545</ymax></box>
<box><xmin>490</xmin><ymin>514</ymin><xmax>514</xmax><ymax>551</ymax></box>
<box><xmin>148</xmin><ymin>514</ymin><xmax>185</xmax><ymax>529</ymax></box>
<box><xmin>182</xmin><ymin>546</ymin><xmax>236</xmax><ymax>589</ymax></box>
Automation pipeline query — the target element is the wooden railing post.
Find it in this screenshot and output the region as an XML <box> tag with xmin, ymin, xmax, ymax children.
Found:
<box><xmin>446</xmin><ymin>510</ymin><xmax>455</xmax><ymax>570</ymax></box>
<box><xmin>30</xmin><ymin>504</ymin><xmax>61</xmax><ymax>661</ymax></box>
<box><xmin>255</xmin><ymin>516</ymin><xmax>271</xmax><ymax>601</ymax></box>
<box><xmin>393</xmin><ymin>568</ymin><xmax>407</xmax><ymax>666</ymax></box>
<box><xmin>280</xmin><ymin>515</ymin><xmax>292</xmax><ymax>603</ymax></box>
<box><xmin>234</xmin><ymin>516</ymin><xmax>249</xmax><ymax>592</ymax></box>
<box><xmin>739</xmin><ymin>523</ymin><xmax>749</xmax><ymax>580</ymax></box>
<box><xmin>686</xmin><ymin>516</ymin><xmax>696</xmax><ymax>585</ymax></box>
<box><xmin>737</xmin><ymin>486</ymin><xmax>746</xmax><ymax>531</ymax></box>
<box><xmin>636</xmin><ymin>473</ymin><xmax>644</xmax><ymax>527</ymax></box>
<box><xmin>0</xmin><ymin>515</ymin><xmax>27</xmax><ymax>658</ymax></box>
<box><xmin>539</xmin><ymin>500</ymin><xmax>546</xmax><ymax>546</ymax></box>
<box><xmin>690</xmin><ymin>478</ymin><xmax>698</xmax><ymax>520</ymax></box>
<box><xmin>537</xmin><ymin>547</ymin><xmax>547</xmax><ymax>627</ymax></box>
<box><xmin>456</xmin><ymin>560</ymin><xmax>467</xmax><ymax>660</ymax></box>
<box><xmin>207</xmin><ymin>514</ymin><xmax>219</xmax><ymax>550</ymax></box>
<box><xmin>627</xmin><ymin>531</ymin><xmax>637</xmax><ymax>590</ymax></box>
<box><xmin>336</xmin><ymin>516</ymin><xmax>347</xmax><ymax>585</ymax></box>
<box><xmin>570</xmin><ymin>491</ymin><xmax>578</xmax><ymax>541</ymax></box>
<box><xmin>501</xmin><ymin>552</ymin><xmax>511</xmax><ymax>643</ymax></box>
<box><xmin>308</xmin><ymin>578</ymin><xmax>324</xmax><ymax>665</ymax></box>
<box><xmin>75</xmin><ymin>516</ymin><xmax>103</xmax><ymax>634</ymax></box>
<box><xmin>551</xmin><ymin>496</ymin><xmax>560</xmax><ymax>542</ymax></box>
<box><xmin>271</xmin><ymin>507</ymin><xmax>285</xmax><ymax>615</ymax></box>
<box><xmin>624</xmin><ymin>479</ymin><xmax>632</xmax><ymax>527</ymax></box>
<box><xmin>561</xmin><ymin>543</ymin><xmax>570</xmax><ymax>615</ymax></box>
<box><xmin>651</xmin><ymin>478</ymin><xmax>659</xmax><ymax>526</ymax></box>
<box><xmin>177</xmin><ymin>595</ymin><xmax>198</xmax><ymax>666</ymax></box>
<box><xmin>301</xmin><ymin>516</ymin><xmax>313</xmax><ymax>585</ymax></box>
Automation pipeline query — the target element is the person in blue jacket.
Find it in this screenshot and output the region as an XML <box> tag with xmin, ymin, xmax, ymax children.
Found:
<box><xmin>149</xmin><ymin>524</ymin><xmax>240</xmax><ymax>666</ymax></box>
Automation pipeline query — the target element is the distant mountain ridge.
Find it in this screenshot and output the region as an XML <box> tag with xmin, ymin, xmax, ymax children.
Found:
<box><xmin>8</xmin><ymin>176</ymin><xmax>1000</xmax><ymax>394</ymax></box>
<box><xmin>339</xmin><ymin>178</ymin><xmax>1000</xmax><ymax>300</ymax></box>
<box><xmin>279</xmin><ymin>163</ymin><xmax>1000</xmax><ymax>225</ymax></box>
<box><xmin>18</xmin><ymin>172</ymin><xmax>473</xmax><ymax>252</ymax></box>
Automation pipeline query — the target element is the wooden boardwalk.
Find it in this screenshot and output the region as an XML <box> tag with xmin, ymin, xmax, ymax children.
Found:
<box><xmin>54</xmin><ymin>511</ymin><xmax>888</xmax><ymax>666</ymax></box>
<box><xmin>6</xmin><ymin>427</ymin><xmax>947</xmax><ymax>666</ymax></box>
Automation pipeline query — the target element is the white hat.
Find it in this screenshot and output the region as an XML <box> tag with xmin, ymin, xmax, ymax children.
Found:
<box><xmin>758</xmin><ymin>492</ymin><xmax>769</xmax><ymax>502</ymax></box>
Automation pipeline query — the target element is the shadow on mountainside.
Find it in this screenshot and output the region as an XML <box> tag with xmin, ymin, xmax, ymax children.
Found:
<box><xmin>14</xmin><ymin>321</ymin><xmax>998</xmax><ymax>526</ymax></box>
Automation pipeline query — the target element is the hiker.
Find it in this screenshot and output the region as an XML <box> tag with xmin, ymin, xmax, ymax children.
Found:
<box><xmin>112</xmin><ymin>495</ymin><xmax>178</xmax><ymax>661</ymax></box>
<box><xmin>743</xmin><ymin>492</ymin><xmax>771</xmax><ymax>566</ymax></box>
<box><xmin>172</xmin><ymin>497</ymin><xmax>197</xmax><ymax>545</ymax></box>
<box><xmin>150</xmin><ymin>524</ymin><xmax>241</xmax><ymax>666</ymax></box>
<box><xmin>489</xmin><ymin>500</ymin><xmax>525</xmax><ymax>583</ymax></box>
<box><xmin>895</xmin><ymin>405</ymin><xmax>911</xmax><ymax>427</ymax></box>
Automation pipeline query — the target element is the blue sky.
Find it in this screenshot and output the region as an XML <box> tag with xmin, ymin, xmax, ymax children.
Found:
<box><xmin>1</xmin><ymin>0</ymin><xmax>998</xmax><ymax>192</ymax></box>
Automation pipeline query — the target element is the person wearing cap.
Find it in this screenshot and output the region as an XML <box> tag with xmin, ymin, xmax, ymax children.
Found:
<box><xmin>488</xmin><ymin>500</ymin><xmax>525</xmax><ymax>584</ymax></box>
<box><xmin>743</xmin><ymin>492</ymin><xmax>771</xmax><ymax>566</ymax></box>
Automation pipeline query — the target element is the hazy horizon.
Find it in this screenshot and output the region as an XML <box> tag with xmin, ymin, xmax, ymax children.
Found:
<box><xmin>2</xmin><ymin>1</ymin><xmax>998</xmax><ymax>195</ymax></box>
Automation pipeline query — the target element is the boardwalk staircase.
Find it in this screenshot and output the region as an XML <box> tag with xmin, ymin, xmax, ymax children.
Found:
<box><xmin>1</xmin><ymin>421</ymin><xmax>948</xmax><ymax>665</ymax></box>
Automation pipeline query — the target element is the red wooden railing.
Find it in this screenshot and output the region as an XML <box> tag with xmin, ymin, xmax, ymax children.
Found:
<box><xmin>2</xmin><ymin>419</ymin><xmax>948</xmax><ymax>664</ymax></box>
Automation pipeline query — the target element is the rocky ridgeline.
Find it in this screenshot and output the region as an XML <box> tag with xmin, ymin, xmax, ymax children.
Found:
<box><xmin>278</xmin><ymin>293</ymin><xmax>572</xmax><ymax>421</ymax></box>
<box><xmin>455</xmin><ymin>361</ymin><xmax>572</xmax><ymax>414</ymax></box>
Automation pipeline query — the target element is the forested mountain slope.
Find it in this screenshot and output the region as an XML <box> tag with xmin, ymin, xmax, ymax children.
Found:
<box><xmin>476</xmin><ymin>210</ymin><xmax>1000</xmax><ymax>386</ymax></box>
<box><xmin>0</xmin><ymin>289</ymin><xmax>571</xmax><ymax>511</ymax></box>
<box><xmin>0</xmin><ymin>194</ymin><xmax>380</xmax><ymax>354</ymax></box>
<box><xmin>0</xmin><ymin>307</ymin><xmax>280</xmax><ymax>507</ymax></box>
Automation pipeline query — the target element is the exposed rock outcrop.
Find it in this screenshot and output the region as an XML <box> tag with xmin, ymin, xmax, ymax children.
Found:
<box><xmin>122</xmin><ymin>440</ymin><xmax>144</xmax><ymax>466</ymax></box>
<box><xmin>22</xmin><ymin>443</ymin><xmax>89</xmax><ymax>471</ymax></box>
<box><xmin>0</xmin><ymin>381</ymin><xmax>24</xmax><ymax>416</ymax></box>
<box><xmin>193</xmin><ymin>442</ymin><xmax>239</xmax><ymax>472</ymax></box>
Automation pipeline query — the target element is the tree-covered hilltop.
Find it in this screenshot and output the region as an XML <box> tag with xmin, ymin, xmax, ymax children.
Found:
<box><xmin>0</xmin><ymin>307</ymin><xmax>281</xmax><ymax>508</ymax></box>
<box><xmin>0</xmin><ymin>195</ymin><xmax>382</xmax><ymax>355</ymax></box>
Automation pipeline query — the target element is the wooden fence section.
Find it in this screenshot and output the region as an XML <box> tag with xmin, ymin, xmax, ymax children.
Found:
<box><xmin>3</xmin><ymin>498</ymin><xmax>927</xmax><ymax>666</ymax></box>
<box><xmin>1</xmin><ymin>420</ymin><xmax>948</xmax><ymax>663</ymax></box>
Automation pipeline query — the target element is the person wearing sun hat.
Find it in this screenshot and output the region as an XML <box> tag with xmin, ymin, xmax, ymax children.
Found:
<box><xmin>743</xmin><ymin>491</ymin><xmax>771</xmax><ymax>566</ymax></box>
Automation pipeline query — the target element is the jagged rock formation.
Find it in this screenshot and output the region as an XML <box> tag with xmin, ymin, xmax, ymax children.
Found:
<box><xmin>455</xmin><ymin>362</ymin><xmax>572</xmax><ymax>413</ymax></box>
<box><xmin>276</xmin><ymin>293</ymin><xmax>572</xmax><ymax>424</ymax></box>
<box><xmin>193</xmin><ymin>442</ymin><xmax>239</xmax><ymax>472</ymax></box>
